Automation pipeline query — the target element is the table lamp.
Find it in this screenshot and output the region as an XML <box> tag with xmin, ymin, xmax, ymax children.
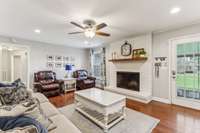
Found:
<box><xmin>65</xmin><ymin>64</ymin><xmax>72</xmax><ymax>78</ymax></box>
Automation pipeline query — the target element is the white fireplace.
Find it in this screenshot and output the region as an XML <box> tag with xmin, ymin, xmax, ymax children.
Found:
<box><xmin>105</xmin><ymin>34</ymin><xmax>153</xmax><ymax>103</ymax></box>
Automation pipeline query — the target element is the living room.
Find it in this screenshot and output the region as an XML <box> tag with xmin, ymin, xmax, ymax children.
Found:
<box><xmin>0</xmin><ymin>0</ymin><xmax>200</xmax><ymax>133</ymax></box>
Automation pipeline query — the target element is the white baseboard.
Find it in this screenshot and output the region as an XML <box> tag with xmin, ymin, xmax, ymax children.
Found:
<box><xmin>152</xmin><ymin>97</ymin><xmax>171</xmax><ymax>104</ymax></box>
<box><xmin>126</xmin><ymin>95</ymin><xmax>152</xmax><ymax>104</ymax></box>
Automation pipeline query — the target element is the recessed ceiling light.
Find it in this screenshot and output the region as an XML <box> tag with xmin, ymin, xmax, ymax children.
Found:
<box><xmin>34</xmin><ymin>29</ymin><xmax>41</xmax><ymax>34</ymax></box>
<box><xmin>170</xmin><ymin>7</ymin><xmax>181</xmax><ymax>14</ymax></box>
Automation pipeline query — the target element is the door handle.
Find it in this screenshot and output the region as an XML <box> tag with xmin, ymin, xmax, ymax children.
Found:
<box><xmin>172</xmin><ymin>70</ymin><xmax>176</xmax><ymax>79</ymax></box>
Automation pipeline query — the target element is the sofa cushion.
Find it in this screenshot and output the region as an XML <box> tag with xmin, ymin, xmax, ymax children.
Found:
<box><xmin>40</xmin><ymin>102</ymin><xmax>60</xmax><ymax>117</ymax></box>
<box><xmin>83</xmin><ymin>79</ymin><xmax>94</xmax><ymax>84</ymax></box>
<box><xmin>49</xmin><ymin>114</ymin><xmax>81</xmax><ymax>133</ymax></box>
<box><xmin>40</xmin><ymin>80</ymin><xmax>54</xmax><ymax>85</ymax></box>
<box><xmin>32</xmin><ymin>93</ymin><xmax>49</xmax><ymax>103</ymax></box>
<box><xmin>42</xmin><ymin>84</ymin><xmax>59</xmax><ymax>90</ymax></box>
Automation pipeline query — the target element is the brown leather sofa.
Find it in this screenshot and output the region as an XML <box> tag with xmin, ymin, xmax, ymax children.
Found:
<box><xmin>73</xmin><ymin>70</ymin><xmax>96</xmax><ymax>90</ymax></box>
<box><xmin>33</xmin><ymin>71</ymin><xmax>63</xmax><ymax>97</ymax></box>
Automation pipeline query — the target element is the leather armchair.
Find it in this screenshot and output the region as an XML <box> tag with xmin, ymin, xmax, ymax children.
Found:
<box><xmin>34</xmin><ymin>71</ymin><xmax>63</xmax><ymax>97</ymax></box>
<box><xmin>73</xmin><ymin>70</ymin><xmax>96</xmax><ymax>90</ymax></box>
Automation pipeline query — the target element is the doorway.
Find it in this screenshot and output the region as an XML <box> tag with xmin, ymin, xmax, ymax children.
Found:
<box><xmin>13</xmin><ymin>55</ymin><xmax>22</xmax><ymax>81</ymax></box>
<box><xmin>171</xmin><ymin>34</ymin><xmax>200</xmax><ymax>110</ymax></box>
<box><xmin>11</xmin><ymin>51</ymin><xmax>28</xmax><ymax>85</ymax></box>
<box><xmin>0</xmin><ymin>43</ymin><xmax>29</xmax><ymax>86</ymax></box>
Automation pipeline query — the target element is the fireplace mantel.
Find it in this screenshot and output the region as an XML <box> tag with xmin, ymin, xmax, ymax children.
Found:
<box><xmin>109</xmin><ymin>57</ymin><xmax>147</xmax><ymax>62</ymax></box>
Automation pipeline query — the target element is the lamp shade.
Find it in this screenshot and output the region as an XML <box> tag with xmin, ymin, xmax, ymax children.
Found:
<box><xmin>65</xmin><ymin>64</ymin><xmax>72</xmax><ymax>71</ymax></box>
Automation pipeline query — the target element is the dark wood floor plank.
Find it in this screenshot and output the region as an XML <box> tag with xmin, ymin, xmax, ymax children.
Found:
<box><xmin>48</xmin><ymin>92</ymin><xmax>200</xmax><ymax>133</ymax></box>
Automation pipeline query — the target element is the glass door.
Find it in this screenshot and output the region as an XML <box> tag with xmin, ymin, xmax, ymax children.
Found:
<box><xmin>171</xmin><ymin>35</ymin><xmax>200</xmax><ymax>110</ymax></box>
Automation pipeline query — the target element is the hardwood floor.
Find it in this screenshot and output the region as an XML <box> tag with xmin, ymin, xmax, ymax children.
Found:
<box><xmin>49</xmin><ymin>92</ymin><xmax>200</xmax><ymax>133</ymax></box>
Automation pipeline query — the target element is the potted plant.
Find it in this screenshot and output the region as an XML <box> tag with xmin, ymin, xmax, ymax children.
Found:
<box><xmin>139</xmin><ymin>50</ymin><xmax>147</xmax><ymax>57</ymax></box>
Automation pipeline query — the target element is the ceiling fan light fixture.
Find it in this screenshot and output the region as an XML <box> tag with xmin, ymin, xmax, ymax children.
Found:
<box><xmin>84</xmin><ymin>28</ymin><xmax>95</xmax><ymax>38</ymax></box>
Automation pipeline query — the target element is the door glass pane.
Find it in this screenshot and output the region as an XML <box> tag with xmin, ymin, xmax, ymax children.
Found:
<box><xmin>176</xmin><ymin>42</ymin><xmax>200</xmax><ymax>100</ymax></box>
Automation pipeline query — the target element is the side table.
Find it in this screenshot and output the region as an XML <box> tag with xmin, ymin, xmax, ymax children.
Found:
<box><xmin>62</xmin><ymin>78</ymin><xmax>76</xmax><ymax>93</ymax></box>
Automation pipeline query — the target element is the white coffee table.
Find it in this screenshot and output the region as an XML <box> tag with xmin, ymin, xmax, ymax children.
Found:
<box><xmin>75</xmin><ymin>88</ymin><xmax>126</xmax><ymax>132</ymax></box>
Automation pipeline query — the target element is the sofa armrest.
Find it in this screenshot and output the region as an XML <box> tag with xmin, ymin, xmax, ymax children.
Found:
<box><xmin>33</xmin><ymin>82</ymin><xmax>43</xmax><ymax>92</ymax></box>
<box><xmin>88</xmin><ymin>76</ymin><xmax>96</xmax><ymax>80</ymax></box>
<box><xmin>56</xmin><ymin>79</ymin><xmax>64</xmax><ymax>84</ymax></box>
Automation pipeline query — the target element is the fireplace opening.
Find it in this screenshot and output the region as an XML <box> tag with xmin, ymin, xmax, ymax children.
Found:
<box><xmin>117</xmin><ymin>71</ymin><xmax>140</xmax><ymax>91</ymax></box>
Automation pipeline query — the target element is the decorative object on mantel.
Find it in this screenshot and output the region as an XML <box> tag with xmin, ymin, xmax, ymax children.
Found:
<box><xmin>132</xmin><ymin>48</ymin><xmax>147</xmax><ymax>58</ymax></box>
<box><xmin>112</xmin><ymin>52</ymin><xmax>117</xmax><ymax>59</ymax></box>
<box><xmin>121</xmin><ymin>41</ymin><xmax>132</xmax><ymax>56</ymax></box>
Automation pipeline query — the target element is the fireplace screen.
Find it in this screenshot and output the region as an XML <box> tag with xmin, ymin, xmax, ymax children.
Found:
<box><xmin>117</xmin><ymin>72</ymin><xmax>140</xmax><ymax>91</ymax></box>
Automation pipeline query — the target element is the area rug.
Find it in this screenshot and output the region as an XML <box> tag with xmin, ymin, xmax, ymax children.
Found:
<box><xmin>59</xmin><ymin>104</ymin><xmax>159</xmax><ymax>133</ymax></box>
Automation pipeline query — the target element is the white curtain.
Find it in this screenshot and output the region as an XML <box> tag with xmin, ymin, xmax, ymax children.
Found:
<box><xmin>0</xmin><ymin>47</ymin><xmax>11</xmax><ymax>82</ymax></box>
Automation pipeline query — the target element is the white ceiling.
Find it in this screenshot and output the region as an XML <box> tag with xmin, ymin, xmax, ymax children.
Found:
<box><xmin>0</xmin><ymin>0</ymin><xmax>200</xmax><ymax>48</ymax></box>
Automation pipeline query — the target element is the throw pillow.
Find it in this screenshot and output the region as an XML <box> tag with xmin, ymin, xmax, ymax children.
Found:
<box><xmin>0</xmin><ymin>86</ymin><xmax>31</xmax><ymax>105</ymax></box>
<box><xmin>12</xmin><ymin>78</ymin><xmax>26</xmax><ymax>88</ymax></box>
<box><xmin>39</xmin><ymin>80</ymin><xmax>54</xmax><ymax>85</ymax></box>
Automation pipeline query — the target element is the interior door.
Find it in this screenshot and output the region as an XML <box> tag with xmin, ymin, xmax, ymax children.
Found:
<box><xmin>171</xmin><ymin>35</ymin><xmax>200</xmax><ymax>110</ymax></box>
<box><xmin>13</xmin><ymin>55</ymin><xmax>22</xmax><ymax>81</ymax></box>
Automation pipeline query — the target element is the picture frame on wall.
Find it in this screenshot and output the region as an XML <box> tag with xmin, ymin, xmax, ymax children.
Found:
<box><xmin>47</xmin><ymin>55</ymin><xmax>54</xmax><ymax>61</ymax></box>
<box><xmin>70</xmin><ymin>56</ymin><xmax>75</xmax><ymax>62</ymax></box>
<box><xmin>55</xmin><ymin>56</ymin><xmax>62</xmax><ymax>61</ymax></box>
<box><xmin>63</xmin><ymin>56</ymin><xmax>69</xmax><ymax>62</ymax></box>
<box><xmin>55</xmin><ymin>63</ymin><xmax>62</xmax><ymax>68</ymax></box>
<box><xmin>46</xmin><ymin>62</ymin><xmax>54</xmax><ymax>68</ymax></box>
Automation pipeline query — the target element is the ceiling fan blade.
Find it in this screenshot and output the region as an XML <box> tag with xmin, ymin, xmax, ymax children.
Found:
<box><xmin>70</xmin><ymin>22</ymin><xmax>85</xmax><ymax>29</ymax></box>
<box><xmin>96</xmin><ymin>23</ymin><xmax>107</xmax><ymax>30</ymax></box>
<box><xmin>68</xmin><ymin>31</ymin><xmax>84</xmax><ymax>34</ymax></box>
<box><xmin>96</xmin><ymin>31</ymin><xmax>110</xmax><ymax>37</ymax></box>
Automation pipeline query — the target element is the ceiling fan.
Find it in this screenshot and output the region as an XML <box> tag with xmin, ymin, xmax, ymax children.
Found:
<box><xmin>68</xmin><ymin>20</ymin><xmax>110</xmax><ymax>38</ymax></box>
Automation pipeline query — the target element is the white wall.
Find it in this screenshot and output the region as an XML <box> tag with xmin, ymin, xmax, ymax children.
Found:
<box><xmin>152</xmin><ymin>23</ymin><xmax>200</xmax><ymax>100</ymax></box>
<box><xmin>106</xmin><ymin>34</ymin><xmax>152</xmax><ymax>94</ymax></box>
<box><xmin>0</xmin><ymin>36</ymin><xmax>90</xmax><ymax>88</ymax></box>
